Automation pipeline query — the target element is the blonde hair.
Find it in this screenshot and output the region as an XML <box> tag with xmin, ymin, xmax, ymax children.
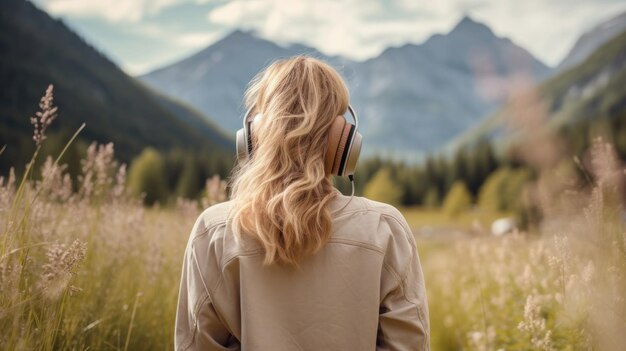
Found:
<box><xmin>229</xmin><ymin>56</ymin><xmax>350</xmax><ymax>267</ymax></box>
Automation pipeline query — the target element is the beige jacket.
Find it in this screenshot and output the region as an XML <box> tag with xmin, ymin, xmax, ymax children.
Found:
<box><xmin>175</xmin><ymin>190</ymin><xmax>430</xmax><ymax>350</ymax></box>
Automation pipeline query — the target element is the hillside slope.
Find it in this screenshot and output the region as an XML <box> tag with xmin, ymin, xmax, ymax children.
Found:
<box><xmin>448</xmin><ymin>27</ymin><xmax>626</xmax><ymax>153</ymax></box>
<box><xmin>0</xmin><ymin>0</ymin><xmax>233</xmax><ymax>173</ymax></box>
<box><xmin>558</xmin><ymin>11</ymin><xmax>626</xmax><ymax>71</ymax></box>
<box><xmin>140</xmin><ymin>30</ymin><xmax>340</xmax><ymax>132</ymax></box>
<box><xmin>348</xmin><ymin>17</ymin><xmax>550</xmax><ymax>158</ymax></box>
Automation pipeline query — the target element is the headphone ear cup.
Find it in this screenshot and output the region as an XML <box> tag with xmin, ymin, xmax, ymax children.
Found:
<box><xmin>325</xmin><ymin>116</ymin><xmax>347</xmax><ymax>175</ymax></box>
<box><xmin>335</xmin><ymin>123</ymin><xmax>355</xmax><ymax>176</ymax></box>
<box><xmin>236</xmin><ymin>128</ymin><xmax>248</xmax><ymax>162</ymax></box>
<box><xmin>236</xmin><ymin>115</ymin><xmax>259</xmax><ymax>163</ymax></box>
<box><xmin>342</xmin><ymin>131</ymin><xmax>362</xmax><ymax>176</ymax></box>
<box><xmin>325</xmin><ymin>116</ymin><xmax>362</xmax><ymax>177</ymax></box>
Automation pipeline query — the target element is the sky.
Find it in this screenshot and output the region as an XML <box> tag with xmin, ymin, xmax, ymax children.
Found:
<box><xmin>31</xmin><ymin>0</ymin><xmax>626</xmax><ymax>75</ymax></box>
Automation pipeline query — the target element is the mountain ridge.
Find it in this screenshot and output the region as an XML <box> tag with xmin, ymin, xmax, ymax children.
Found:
<box><xmin>0</xmin><ymin>0</ymin><xmax>233</xmax><ymax>173</ymax></box>
<box><xmin>140</xmin><ymin>15</ymin><xmax>551</xmax><ymax>160</ymax></box>
<box><xmin>446</xmin><ymin>25</ymin><xmax>626</xmax><ymax>155</ymax></box>
<box><xmin>558</xmin><ymin>11</ymin><xmax>626</xmax><ymax>71</ymax></box>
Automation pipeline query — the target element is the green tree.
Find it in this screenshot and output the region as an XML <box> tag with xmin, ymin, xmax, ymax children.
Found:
<box><xmin>502</xmin><ymin>168</ymin><xmax>533</xmax><ymax>212</ymax></box>
<box><xmin>363</xmin><ymin>167</ymin><xmax>403</xmax><ymax>206</ymax></box>
<box><xmin>468</xmin><ymin>139</ymin><xmax>499</xmax><ymax>195</ymax></box>
<box><xmin>423</xmin><ymin>187</ymin><xmax>441</xmax><ymax>208</ymax></box>
<box><xmin>478</xmin><ymin>167</ymin><xmax>533</xmax><ymax>213</ymax></box>
<box><xmin>442</xmin><ymin>181</ymin><xmax>472</xmax><ymax>217</ymax></box>
<box><xmin>397</xmin><ymin>166</ymin><xmax>426</xmax><ymax>205</ymax></box>
<box><xmin>448</xmin><ymin>148</ymin><xmax>469</xmax><ymax>190</ymax></box>
<box><xmin>354</xmin><ymin>156</ymin><xmax>386</xmax><ymax>195</ymax></box>
<box><xmin>175</xmin><ymin>156</ymin><xmax>200</xmax><ymax>199</ymax></box>
<box><xmin>163</xmin><ymin>148</ymin><xmax>187</xmax><ymax>192</ymax></box>
<box><xmin>128</xmin><ymin>148</ymin><xmax>168</xmax><ymax>205</ymax></box>
<box><xmin>477</xmin><ymin>168</ymin><xmax>511</xmax><ymax>212</ymax></box>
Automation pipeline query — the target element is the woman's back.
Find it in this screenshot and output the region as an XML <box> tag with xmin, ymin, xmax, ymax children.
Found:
<box><xmin>176</xmin><ymin>190</ymin><xmax>429</xmax><ymax>350</ymax></box>
<box><xmin>176</xmin><ymin>56</ymin><xmax>429</xmax><ymax>350</ymax></box>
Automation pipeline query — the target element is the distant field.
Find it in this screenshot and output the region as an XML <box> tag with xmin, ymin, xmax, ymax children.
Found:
<box><xmin>399</xmin><ymin>206</ymin><xmax>511</xmax><ymax>236</ymax></box>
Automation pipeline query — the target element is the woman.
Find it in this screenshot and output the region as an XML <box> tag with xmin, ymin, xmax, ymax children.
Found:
<box><xmin>175</xmin><ymin>56</ymin><xmax>429</xmax><ymax>350</ymax></box>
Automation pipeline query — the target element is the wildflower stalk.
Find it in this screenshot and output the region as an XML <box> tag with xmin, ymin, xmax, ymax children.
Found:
<box><xmin>1</xmin><ymin>85</ymin><xmax>62</xmax><ymax>253</ymax></box>
<box><xmin>26</xmin><ymin>123</ymin><xmax>86</xmax><ymax>212</ymax></box>
<box><xmin>473</xmin><ymin>254</ymin><xmax>490</xmax><ymax>350</ymax></box>
<box><xmin>54</xmin><ymin>123</ymin><xmax>85</xmax><ymax>166</ymax></box>
<box><xmin>573</xmin><ymin>155</ymin><xmax>593</xmax><ymax>186</ymax></box>
<box><xmin>50</xmin><ymin>289</ymin><xmax>70</xmax><ymax>350</ymax></box>
<box><xmin>2</xmin><ymin>146</ymin><xmax>41</xmax><ymax>243</ymax></box>
<box><xmin>0</xmin><ymin>241</ymin><xmax>53</xmax><ymax>261</ymax></box>
<box><xmin>1</xmin><ymin>85</ymin><xmax>212</xmax><ymax>349</ymax></box>
<box><xmin>1</xmin><ymin>123</ymin><xmax>85</xmax><ymax>258</ymax></box>
<box><xmin>124</xmin><ymin>292</ymin><xmax>142</xmax><ymax>351</ymax></box>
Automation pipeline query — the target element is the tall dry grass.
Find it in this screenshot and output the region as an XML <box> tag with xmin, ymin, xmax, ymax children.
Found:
<box><xmin>423</xmin><ymin>138</ymin><xmax>626</xmax><ymax>350</ymax></box>
<box><xmin>0</xmin><ymin>86</ymin><xmax>225</xmax><ymax>350</ymax></box>
<box><xmin>419</xmin><ymin>77</ymin><xmax>626</xmax><ymax>350</ymax></box>
<box><xmin>1</xmin><ymin>86</ymin><xmax>624</xmax><ymax>350</ymax></box>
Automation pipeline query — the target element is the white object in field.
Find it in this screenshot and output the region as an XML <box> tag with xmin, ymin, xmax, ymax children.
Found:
<box><xmin>491</xmin><ymin>217</ymin><xmax>516</xmax><ymax>236</ymax></box>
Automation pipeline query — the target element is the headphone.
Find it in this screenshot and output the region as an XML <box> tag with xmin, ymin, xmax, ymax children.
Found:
<box><xmin>236</xmin><ymin>105</ymin><xmax>362</xmax><ymax>177</ymax></box>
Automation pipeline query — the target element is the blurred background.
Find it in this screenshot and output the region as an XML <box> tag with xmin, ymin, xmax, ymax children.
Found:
<box><xmin>2</xmin><ymin>0</ymin><xmax>626</xmax><ymax>350</ymax></box>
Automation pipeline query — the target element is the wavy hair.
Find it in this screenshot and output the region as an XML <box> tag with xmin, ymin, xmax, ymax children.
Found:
<box><xmin>229</xmin><ymin>56</ymin><xmax>350</xmax><ymax>267</ymax></box>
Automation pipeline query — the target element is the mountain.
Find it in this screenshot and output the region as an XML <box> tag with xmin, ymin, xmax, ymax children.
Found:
<box><xmin>347</xmin><ymin>16</ymin><xmax>551</xmax><ymax>159</ymax></box>
<box><xmin>140</xmin><ymin>30</ymin><xmax>346</xmax><ymax>132</ymax></box>
<box><xmin>0</xmin><ymin>0</ymin><xmax>233</xmax><ymax>173</ymax></box>
<box><xmin>140</xmin><ymin>16</ymin><xmax>550</xmax><ymax>160</ymax></box>
<box><xmin>448</xmin><ymin>26</ymin><xmax>626</xmax><ymax>154</ymax></box>
<box><xmin>558</xmin><ymin>11</ymin><xmax>626</xmax><ymax>71</ymax></box>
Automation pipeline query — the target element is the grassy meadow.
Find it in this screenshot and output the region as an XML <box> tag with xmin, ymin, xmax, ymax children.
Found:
<box><xmin>2</xmin><ymin>90</ymin><xmax>626</xmax><ymax>350</ymax></box>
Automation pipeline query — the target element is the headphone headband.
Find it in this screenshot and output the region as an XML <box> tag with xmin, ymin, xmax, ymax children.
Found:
<box><xmin>236</xmin><ymin>104</ymin><xmax>362</xmax><ymax>177</ymax></box>
<box><xmin>243</xmin><ymin>104</ymin><xmax>358</xmax><ymax>129</ymax></box>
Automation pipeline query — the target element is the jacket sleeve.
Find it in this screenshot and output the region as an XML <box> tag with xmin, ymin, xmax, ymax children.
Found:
<box><xmin>175</xmin><ymin>228</ymin><xmax>239</xmax><ymax>351</ymax></box>
<box><xmin>376</xmin><ymin>213</ymin><xmax>430</xmax><ymax>351</ymax></box>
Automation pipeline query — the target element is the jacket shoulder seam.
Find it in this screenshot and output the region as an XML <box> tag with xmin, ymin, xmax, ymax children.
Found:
<box><xmin>211</xmin><ymin>249</ymin><xmax>265</xmax><ymax>297</ymax></box>
<box><xmin>327</xmin><ymin>237</ymin><xmax>385</xmax><ymax>255</ymax></box>
<box><xmin>382</xmin><ymin>260</ymin><xmax>403</xmax><ymax>287</ymax></box>
<box><xmin>401</xmin><ymin>283</ymin><xmax>429</xmax><ymax>349</ymax></box>
<box><xmin>380</xmin><ymin>212</ymin><xmax>415</xmax><ymax>282</ymax></box>
<box><xmin>219</xmin><ymin>249</ymin><xmax>265</xmax><ymax>277</ymax></box>
<box><xmin>190</xmin><ymin>217</ymin><xmax>229</xmax><ymax>240</ymax></box>
<box><xmin>397</xmin><ymin>247</ymin><xmax>429</xmax><ymax>349</ymax></box>
<box><xmin>179</xmin><ymin>292</ymin><xmax>210</xmax><ymax>351</ymax></box>
<box><xmin>381</xmin><ymin>254</ymin><xmax>429</xmax><ymax>349</ymax></box>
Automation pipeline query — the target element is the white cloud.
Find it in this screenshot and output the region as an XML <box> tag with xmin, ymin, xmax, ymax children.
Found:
<box><xmin>207</xmin><ymin>0</ymin><xmax>268</xmax><ymax>26</ymax></box>
<box><xmin>123</xmin><ymin>22</ymin><xmax>223</xmax><ymax>50</ymax></box>
<box><xmin>122</xmin><ymin>61</ymin><xmax>157</xmax><ymax>75</ymax></box>
<box><xmin>176</xmin><ymin>31</ymin><xmax>223</xmax><ymax>47</ymax></box>
<box><xmin>206</xmin><ymin>0</ymin><xmax>626</xmax><ymax>65</ymax></box>
<box><xmin>43</xmin><ymin>0</ymin><xmax>144</xmax><ymax>22</ymax></box>
<box><xmin>470</xmin><ymin>0</ymin><xmax>626</xmax><ymax>65</ymax></box>
<box><xmin>33</xmin><ymin>0</ymin><xmax>626</xmax><ymax>70</ymax></box>
<box><xmin>38</xmin><ymin>0</ymin><xmax>197</xmax><ymax>22</ymax></box>
<box><xmin>206</xmin><ymin>0</ymin><xmax>456</xmax><ymax>59</ymax></box>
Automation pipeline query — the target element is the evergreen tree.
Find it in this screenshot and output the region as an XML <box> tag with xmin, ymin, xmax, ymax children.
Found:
<box><xmin>448</xmin><ymin>148</ymin><xmax>469</xmax><ymax>190</ymax></box>
<box><xmin>175</xmin><ymin>155</ymin><xmax>200</xmax><ymax>199</ymax></box>
<box><xmin>163</xmin><ymin>148</ymin><xmax>187</xmax><ymax>193</ymax></box>
<box><xmin>477</xmin><ymin>168</ymin><xmax>510</xmax><ymax>212</ymax></box>
<box><xmin>502</xmin><ymin>168</ymin><xmax>533</xmax><ymax>212</ymax></box>
<box><xmin>128</xmin><ymin>148</ymin><xmax>168</xmax><ymax>205</ymax></box>
<box><xmin>423</xmin><ymin>187</ymin><xmax>441</xmax><ymax>208</ymax></box>
<box><xmin>442</xmin><ymin>181</ymin><xmax>472</xmax><ymax>217</ymax></box>
<box><xmin>363</xmin><ymin>167</ymin><xmax>403</xmax><ymax>206</ymax></box>
<box><xmin>468</xmin><ymin>139</ymin><xmax>498</xmax><ymax>195</ymax></box>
